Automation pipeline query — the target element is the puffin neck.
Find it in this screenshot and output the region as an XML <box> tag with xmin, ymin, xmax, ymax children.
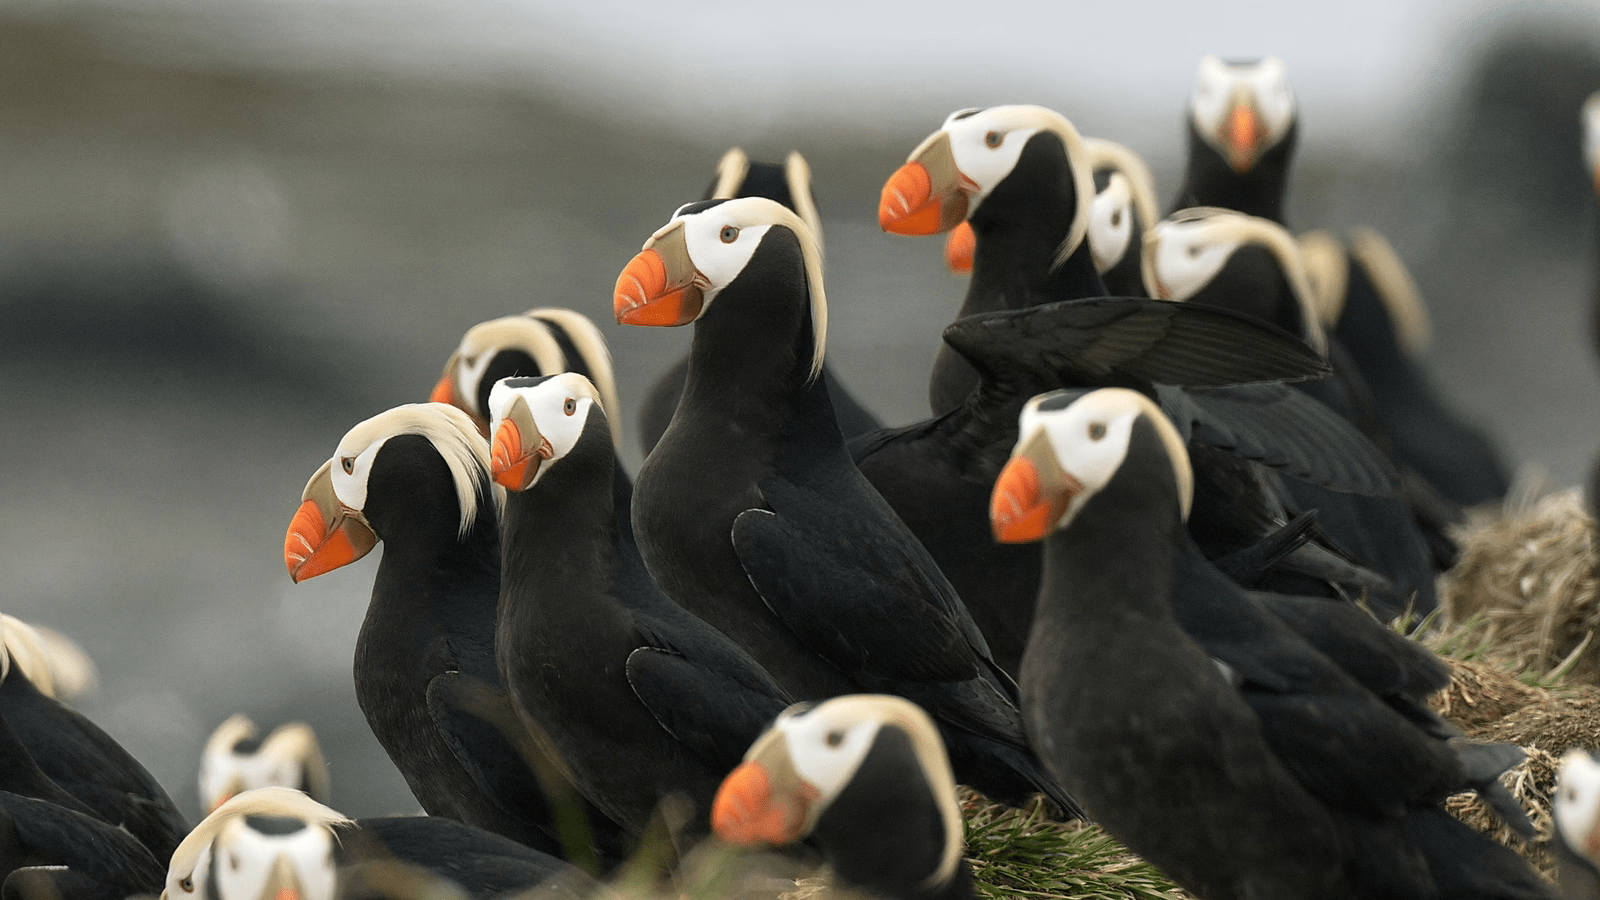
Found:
<box><xmin>1038</xmin><ymin>417</ymin><xmax>1185</xmax><ymax>624</ymax></box>
<box><xmin>965</xmin><ymin>132</ymin><xmax>1105</xmax><ymax>316</ymax></box>
<box><xmin>498</xmin><ymin>414</ymin><xmax>620</xmax><ymax>608</ymax></box>
<box><xmin>362</xmin><ymin>436</ymin><xmax>500</xmax><ymax>594</ymax></box>
<box><xmin>1173</xmin><ymin>121</ymin><xmax>1296</xmax><ymax>225</ymax></box>
<box><xmin>680</xmin><ymin>234</ymin><xmax>825</xmax><ymax>429</ymax></box>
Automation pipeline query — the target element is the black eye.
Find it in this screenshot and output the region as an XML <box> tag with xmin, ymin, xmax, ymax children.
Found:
<box><xmin>341</xmin><ymin>457</ymin><xmax>354</xmax><ymax>474</ymax></box>
<box><xmin>720</xmin><ymin>225</ymin><xmax>739</xmax><ymax>243</ymax></box>
<box><xmin>1110</xmin><ymin>212</ymin><xmax>1122</xmax><ymax>227</ymax></box>
<box><xmin>1088</xmin><ymin>422</ymin><xmax>1106</xmax><ymax>440</ymax></box>
<box><xmin>825</xmin><ymin>730</ymin><xmax>844</xmax><ymax>747</ymax></box>
<box><xmin>180</xmin><ymin>877</ymin><xmax>194</xmax><ymax>892</ymax></box>
<box><xmin>984</xmin><ymin>131</ymin><xmax>1003</xmax><ymax>148</ymax></box>
<box><xmin>1187</xmin><ymin>246</ymin><xmax>1201</xmax><ymax>258</ymax></box>
<box><xmin>563</xmin><ymin>398</ymin><xmax>576</xmax><ymax>416</ymax></box>
<box><xmin>229</xmin><ymin>853</ymin><xmax>240</xmax><ymax>871</ymax></box>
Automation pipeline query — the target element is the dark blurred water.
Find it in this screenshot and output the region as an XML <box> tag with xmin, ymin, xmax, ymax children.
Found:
<box><xmin>1</xmin><ymin>10</ymin><xmax>1597</xmax><ymax>823</ymax></box>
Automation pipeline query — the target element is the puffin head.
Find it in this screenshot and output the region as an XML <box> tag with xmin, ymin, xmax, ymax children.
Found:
<box><xmin>1142</xmin><ymin>207</ymin><xmax>1327</xmax><ymax>353</ymax></box>
<box><xmin>485</xmin><ymin>372</ymin><xmax>608</xmax><ymax>492</ymax></box>
<box><xmin>0</xmin><ymin>614</ymin><xmax>96</xmax><ymax>700</ymax></box>
<box><xmin>199</xmin><ymin>716</ymin><xmax>332</xmax><ymax>815</ymax></box>
<box><xmin>164</xmin><ymin>788</ymin><xmax>348</xmax><ymax>900</ymax></box>
<box><xmin>990</xmin><ymin>388</ymin><xmax>1192</xmax><ymax>543</ymax></box>
<box><xmin>283</xmin><ymin>403</ymin><xmax>497</xmax><ymax>583</ymax></box>
<box><xmin>1558</xmin><ymin>750</ymin><xmax>1600</xmax><ymax>869</ymax></box>
<box><xmin>712</xmin><ymin>695</ymin><xmax>964</xmax><ymax>891</ymax></box>
<box><xmin>430</xmin><ymin>308</ymin><xmax>623</xmax><ymax>447</ymax></box>
<box><xmin>613</xmin><ymin>196</ymin><xmax>827</xmax><ymax>382</ymax></box>
<box><xmin>1190</xmin><ymin>56</ymin><xmax>1296</xmax><ymax>174</ymax></box>
<box><xmin>1584</xmin><ymin>92</ymin><xmax>1600</xmax><ymax>196</ymax></box>
<box><xmin>710</xmin><ymin>147</ymin><xmax>825</xmax><ymax>258</ymax></box>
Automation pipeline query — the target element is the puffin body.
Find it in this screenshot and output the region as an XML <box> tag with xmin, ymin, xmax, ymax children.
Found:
<box><xmin>617</xmin><ymin>198</ymin><xmax>1078</xmax><ymax>815</ymax></box>
<box><xmin>0</xmin><ymin>656</ymin><xmax>186</xmax><ymax>862</ymax></box>
<box><xmin>486</xmin><ymin>372</ymin><xmax>791</xmax><ymax>836</ymax></box>
<box><xmin>1170</xmin><ymin>56</ymin><xmax>1298</xmax><ymax>223</ymax></box>
<box><xmin>712</xmin><ymin>695</ymin><xmax>973</xmax><ymax>900</ymax></box>
<box><xmin>635</xmin><ymin>148</ymin><xmax>881</xmax><ymax>456</ymax></box>
<box><xmin>282</xmin><ymin>404</ymin><xmax>621</xmax><ymax>862</ymax></box>
<box><xmin>994</xmin><ymin>389</ymin><xmax>1550</xmax><ymax>900</ymax></box>
<box><xmin>166</xmin><ymin>788</ymin><xmax>597</xmax><ymax>900</ymax></box>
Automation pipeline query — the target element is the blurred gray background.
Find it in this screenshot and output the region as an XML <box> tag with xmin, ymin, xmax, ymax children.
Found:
<box><xmin>2</xmin><ymin>0</ymin><xmax>1599</xmax><ymax>819</ymax></box>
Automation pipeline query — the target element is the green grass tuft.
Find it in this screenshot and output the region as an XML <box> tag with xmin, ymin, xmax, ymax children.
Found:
<box><xmin>962</xmin><ymin>797</ymin><xmax>1190</xmax><ymax>900</ymax></box>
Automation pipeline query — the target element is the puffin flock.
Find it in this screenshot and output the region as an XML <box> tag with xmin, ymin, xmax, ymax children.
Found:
<box><xmin>17</xmin><ymin>53</ymin><xmax>1600</xmax><ymax>900</ymax></box>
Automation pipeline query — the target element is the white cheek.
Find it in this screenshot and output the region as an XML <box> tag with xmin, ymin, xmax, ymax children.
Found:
<box><xmin>1191</xmin><ymin>60</ymin><xmax>1231</xmax><ymax>131</ymax></box>
<box><xmin>946</xmin><ymin>123</ymin><xmax>1040</xmax><ymax>202</ymax></box>
<box><xmin>1087</xmin><ymin>179</ymin><xmax>1133</xmax><ymax>272</ymax></box>
<box><xmin>1150</xmin><ymin>226</ymin><xmax>1233</xmax><ymax>302</ymax></box>
<box><xmin>331</xmin><ymin>439</ymin><xmax>386</xmax><ymax>511</ymax></box>
<box><xmin>457</xmin><ymin>353</ymin><xmax>497</xmax><ymax>408</ymax></box>
<box><xmin>682</xmin><ymin>220</ymin><xmax>772</xmax><ymax>298</ymax></box>
<box><xmin>778</xmin><ymin>716</ymin><xmax>879</xmax><ymax>802</ymax></box>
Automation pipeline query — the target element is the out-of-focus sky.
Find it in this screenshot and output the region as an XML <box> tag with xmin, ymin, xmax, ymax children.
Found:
<box><xmin>8</xmin><ymin>0</ymin><xmax>1596</xmax><ymax>148</ymax></box>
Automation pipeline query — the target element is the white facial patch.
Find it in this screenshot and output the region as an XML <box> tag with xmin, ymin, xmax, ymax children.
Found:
<box><xmin>679</xmin><ymin>215</ymin><xmax>774</xmax><ymax>306</ymax></box>
<box><xmin>1190</xmin><ymin>56</ymin><xmax>1295</xmax><ymax>148</ymax></box>
<box><xmin>1087</xmin><ymin>173</ymin><xmax>1134</xmax><ymax>272</ymax></box>
<box><xmin>211</xmin><ymin>817</ymin><xmax>337</xmax><ymax>900</ymax></box>
<box><xmin>328</xmin><ymin>435</ymin><xmax>388</xmax><ymax>514</ymax></box>
<box><xmin>488</xmin><ymin>372</ymin><xmax>601</xmax><ymax>486</ymax></box>
<box><xmin>939</xmin><ymin>108</ymin><xmax>1042</xmax><ymax>208</ymax></box>
<box><xmin>200</xmin><ymin>752</ymin><xmax>307</xmax><ymax>814</ymax></box>
<box><xmin>1557</xmin><ymin>750</ymin><xmax>1600</xmax><ymax>863</ymax></box>
<box><xmin>1143</xmin><ymin>217</ymin><xmax>1239</xmax><ymax>301</ymax></box>
<box><xmin>772</xmin><ymin>703</ymin><xmax>884</xmax><ymax>805</ymax></box>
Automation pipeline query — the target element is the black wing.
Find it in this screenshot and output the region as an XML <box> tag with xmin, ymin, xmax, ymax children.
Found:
<box><xmin>1157</xmin><ymin>383</ymin><xmax>1402</xmax><ymax>497</ymax></box>
<box><xmin>624</xmin><ymin>647</ymin><xmax>789</xmax><ymax>772</ymax></box>
<box><xmin>943</xmin><ymin>297</ymin><xmax>1330</xmax><ymax>389</ymax></box>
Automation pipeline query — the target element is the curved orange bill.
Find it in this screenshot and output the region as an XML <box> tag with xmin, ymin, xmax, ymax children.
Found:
<box><xmin>615</xmin><ymin>224</ymin><xmax>705</xmax><ymax>327</ymax></box>
<box><xmin>712</xmin><ymin>761</ymin><xmax>813</xmax><ymax>846</ymax></box>
<box><xmin>1221</xmin><ymin>102</ymin><xmax>1266</xmax><ymax>174</ymax></box>
<box><xmin>428</xmin><ymin>373</ymin><xmax>455</xmax><ymax>405</ymax></box>
<box><xmin>490</xmin><ymin>417</ymin><xmax>552</xmax><ymax>491</ymax></box>
<box><xmin>991</xmin><ymin>455</ymin><xmax>1074</xmax><ymax>544</ymax></box>
<box><xmin>879</xmin><ymin>131</ymin><xmax>974</xmax><ymax>236</ymax></box>
<box><xmin>944</xmin><ymin>221</ymin><xmax>976</xmax><ymax>274</ymax></box>
<box><xmin>284</xmin><ymin>463</ymin><xmax>378</xmax><ymax>582</ymax></box>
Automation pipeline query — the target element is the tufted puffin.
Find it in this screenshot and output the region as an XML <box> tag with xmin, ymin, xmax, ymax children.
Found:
<box><xmin>942</xmin><ymin>136</ymin><xmax>1159</xmax><ymax>299</ymax></box>
<box><xmin>712</xmin><ymin>695</ymin><xmax>973</xmax><ymax>900</ymax></box>
<box><xmin>165</xmin><ymin>788</ymin><xmax>597</xmax><ymax>900</ymax></box>
<box><xmin>430</xmin><ymin>308</ymin><xmax>623</xmax><ymax>446</ymax></box>
<box><xmin>991</xmin><ymin>388</ymin><xmax>1551</xmax><ymax>900</ymax></box>
<box><xmin>635</xmin><ymin>148</ymin><xmax>881</xmax><ymax>456</ymax></box>
<box><xmin>1144</xmin><ymin>207</ymin><xmax>1453</xmax><ymax>606</ymax></box>
<box><xmin>847</xmin><ymin>295</ymin><xmax>1362</xmax><ymax>674</ymax></box>
<box><xmin>880</xmin><ymin>105</ymin><xmax>1106</xmax><ymax>415</ymax></box>
<box><xmin>484</xmin><ymin>371</ymin><xmax>791</xmax><ymax>837</ymax></box>
<box><xmin>282</xmin><ymin>403</ymin><xmax>625</xmax><ymax>866</ymax></box>
<box><xmin>198</xmin><ymin>715</ymin><xmax>330</xmax><ymax>814</ymax></box>
<box><xmin>614</xmin><ymin>197</ymin><xmax>1080</xmax><ymax>817</ymax></box>
<box><xmin>1170</xmin><ymin>56</ymin><xmax>1297</xmax><ymax>224</ymax></box>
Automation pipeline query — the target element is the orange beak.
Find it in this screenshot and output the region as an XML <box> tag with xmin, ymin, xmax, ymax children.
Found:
<box><xmin>1220</xmin><ymin>101</ymin><xmax>1266</xmax><ymax>174</ymax></box>
<box><xmin>991</xmin><ymin>447</ymin><xmax>1078</xmax><ymax>544</ymax></box>
<box><xmin>489</xmin><ymin>409</ymin><xmax>552</xmax><ymax>492</ymax></box>
<box><xmin>284</xmin><ymin>461</ymin><xmax>378</xmax><ymax>583</ymax></box>
<box><xmin>429</xmin><ymin>352</ymin><xmax>458</xmax><ymax>405</ymax></box>
<box><xmin>944</xmin><ymin>222</ymin><xmax>976</xmax><ymax>274</ymax></box>
<box><xmin>615</xmin><ymin>223</ymin><xmax>704</xmax><ymax>327</ymax></box>
<box><xmin>712</xmin><ymin>760</ymin><xmax>817</xmax><ymax>846</ymax></box>
<box><xmin>879</xmin><ymin>131</ymin><xmax>976</xmax><ymax>236</ymax></box>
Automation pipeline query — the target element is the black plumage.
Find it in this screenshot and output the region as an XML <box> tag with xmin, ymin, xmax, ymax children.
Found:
<box><xmin>618</xmin><ymin>197</ymin><xmax>1078</xmax><ymax>816</ymax></box>
<box><xmin>283</xmin><ymin>405</ymin><xmax>626</xmax><ymax>864</ymax></box>
<box><xmin>635</xmin><ymin>149</ymin><xmax>881</xmax><ymax>456</ymax></box>
<box><xmin>487</xmin><ymin>373</ymin><xmax>791</xmax><ymax>836</ymax></box>
<box><xmin>999</xmin><ymin>388</ymin><xmax>1550</xmax><ymax>900</ymax></box>
<box><xmin>0</xmin><ymin>791</ymin><xmax>166</xmax><ymax>900</ymax></box>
